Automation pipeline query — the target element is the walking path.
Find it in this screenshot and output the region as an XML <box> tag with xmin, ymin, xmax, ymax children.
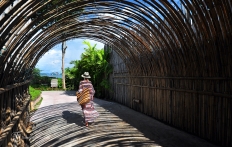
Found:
<box><xmin>29</xmin><ymin>91</ymin><xmax>218</xmax><ymax>147</ymax></box>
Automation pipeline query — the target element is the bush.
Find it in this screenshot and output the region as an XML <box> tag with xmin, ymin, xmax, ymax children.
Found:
<box><xmin>58</xmin><ymin>78</ymin><xmax>62</xmax><ymax>88</ymax></box>
<box><xmin>29</xmin><ymin>86</ymin><xmax>41</xmax><ymax>101</ymax></box>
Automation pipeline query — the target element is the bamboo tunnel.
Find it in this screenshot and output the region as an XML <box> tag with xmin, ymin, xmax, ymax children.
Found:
<box><xmin>0</xmin><ymin>0</ymin><xmax>231</xmax><ymax>146</ymax></box>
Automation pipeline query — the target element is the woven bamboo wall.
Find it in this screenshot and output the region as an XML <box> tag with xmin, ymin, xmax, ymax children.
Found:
<box><xmin>109</xmin><ymin>48</ymin><xmax>232</xmax><ymax>146</ymax></box>
<box><xmin>0</xmin><ymin>82</ymin><xmax>31</xmax><ymax>147</ymax></box>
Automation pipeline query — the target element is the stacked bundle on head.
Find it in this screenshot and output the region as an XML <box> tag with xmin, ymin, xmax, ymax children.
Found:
<box><xmin>76</xmin><ymin>88</ymin><xmax>90</xmax><ymax>105</ymax></box>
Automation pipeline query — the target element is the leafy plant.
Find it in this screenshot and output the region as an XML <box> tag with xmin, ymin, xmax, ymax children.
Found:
<box><xmin>58</xmin><ymin>78</ymin><xmax>62</xmax><ymax>88</ymax></box>
<box><xmin>65</xmin><ymin>40</ymin><xmax>113</xmax><ymax>98</ymax></box>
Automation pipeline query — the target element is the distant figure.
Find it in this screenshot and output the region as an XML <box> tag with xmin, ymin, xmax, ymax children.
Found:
<box><xmin>77</xmin><ymin>72</ymin><xmax>99</xmax><ymax>127</ymax></box>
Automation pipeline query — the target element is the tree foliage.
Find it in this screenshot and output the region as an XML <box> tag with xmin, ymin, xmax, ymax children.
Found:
<box><xmin>31</xmin><ymin>68</ymin><xmax>41</xmax><ymax>85</ymax></box>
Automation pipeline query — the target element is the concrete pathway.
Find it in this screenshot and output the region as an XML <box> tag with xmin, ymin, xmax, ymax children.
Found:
<box><xmin>29</xmin><ymin>91</ymin><xmax>218</xmax><ymax>147</ymax></box>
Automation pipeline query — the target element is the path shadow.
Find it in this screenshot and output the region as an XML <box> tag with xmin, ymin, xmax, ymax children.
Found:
<box><xmin>93</xmin><ymin>98</ymin><xmax>219</xmax><ymax>147</ymax></box>
<box><xmin>29</xmin><ymin>96</ymin><xmax>218</xmax><ymax>147</ymax></box>
<box><xmin>62</xmin><ymin>110</ymin><xmax>83</xmax><ymax>126</ymax></box>
<box><xmin>29</xmin><ymin>101</ymin><xmax>156</xmax><ymax>147</ymax></box>
<box><xmin>60</xmin><ymin>90</ymin><xmax>76</xmax><ymax>96</ymax></box>
<box><xmin>29</xmin><ymin>102</ymin><xmax>85</xmax><ymax>146</ymax></box>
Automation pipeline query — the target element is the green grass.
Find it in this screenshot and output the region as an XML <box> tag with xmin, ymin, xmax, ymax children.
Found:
<box><xmin>29</xmin><ymin>86</ymin><xmax>41</xmax><ymax>101</ymax></box>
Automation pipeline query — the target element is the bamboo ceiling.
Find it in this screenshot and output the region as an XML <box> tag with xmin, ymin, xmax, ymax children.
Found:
<box><xmin>0</xmin><ymin>0</ymin><xmax>231</xmax><ymax>87</ymax></box>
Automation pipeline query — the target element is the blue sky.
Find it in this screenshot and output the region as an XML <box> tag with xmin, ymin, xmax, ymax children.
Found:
<box><xmin>36</xmin><ymin>39</ymin><xmax>104</xmax><ymax>73</ymax></box>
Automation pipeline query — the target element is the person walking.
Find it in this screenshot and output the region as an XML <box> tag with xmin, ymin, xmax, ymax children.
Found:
<box><xmin>77</xmin><ymin>72</ymin><xmax>99</xmax><ymax>127</ymax></box>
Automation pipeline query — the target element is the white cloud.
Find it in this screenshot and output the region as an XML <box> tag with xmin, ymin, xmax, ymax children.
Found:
<box><xmin>45</xmin><ymin>49</ymin><xmax>61</xmax><ymax>56</ymax></box>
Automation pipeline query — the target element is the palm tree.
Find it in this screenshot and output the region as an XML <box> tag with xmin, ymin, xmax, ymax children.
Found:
<box><xmin>81</xmin><ymin>41</ymin><xmax>99</xmax><ymax>83</ymax></box>
<box><xmin>80</xmin><ymin>41</ymin><xmax>112</xmax><ymax>97</ymax></box>
<box><xmin>65</xmin><ymin>41</ymin><xmax>113</xmax><ymax>98</ymax></box>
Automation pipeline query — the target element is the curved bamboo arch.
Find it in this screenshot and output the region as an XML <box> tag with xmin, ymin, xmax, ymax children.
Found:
<box><xmin>0</xmin><ymin>0</ymin><xmax>231</xmax><ymax>86</ymax></box>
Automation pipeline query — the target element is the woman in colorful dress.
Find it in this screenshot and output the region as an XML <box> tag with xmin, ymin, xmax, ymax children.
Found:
<box><xmin>78</xmin><ymin>72</ymin><xmax>99</xmax><ymax>127</ymax></box>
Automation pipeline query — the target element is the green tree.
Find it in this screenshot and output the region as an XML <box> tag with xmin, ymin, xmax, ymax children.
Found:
<box><xmin>65</xmin><ymin>67</ymin><xmax>77</xmax><ymax>90</ymax></box>
<box><xmin>65</xmin><ymin>41</ymin><xmax>112</xmax><ymax>98</ymax></box>
<box><xmin>31</xmin><ymin>68</ymin><xmax>42</xmax><ymax>85</ymax></box>
<box><xmin>32</xmin><ymin>68</ymin><xmax>41</xmax><ymax>77</ymax></box>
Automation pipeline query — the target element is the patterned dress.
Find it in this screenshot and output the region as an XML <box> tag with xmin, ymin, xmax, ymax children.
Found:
<box><xmin>78</xmin><ymin>80</ymin><xmax>99</xmax><ymax>123</ymax></box>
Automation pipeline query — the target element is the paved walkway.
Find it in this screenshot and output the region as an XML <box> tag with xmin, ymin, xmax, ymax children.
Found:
<box><xmin>29</xmin><ymin>91</ymin><xmax>218</xmax><ymax>147</ymax></box>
